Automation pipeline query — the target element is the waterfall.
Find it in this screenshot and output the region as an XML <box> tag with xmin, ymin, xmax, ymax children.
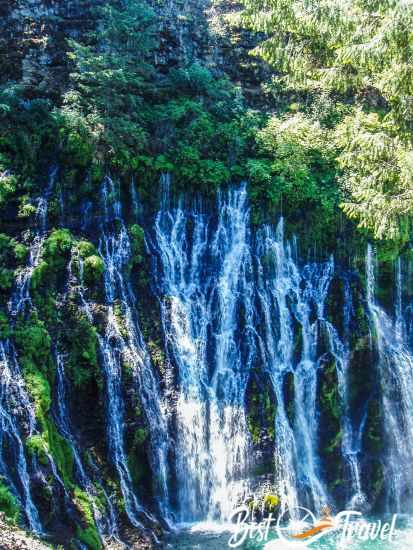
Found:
<box><xmin>150</xmin><ymin>179</ymin><xmax>254</xmax><ymax>523</ymax></box>
<box><xmin>254</xmin><ymin>221</ymin><xmax>333</xmax><ymax>513</ymax></box>
<box><xmin>72</xmin><ymin>176</ymin><xmax>170</xmax><ymax>529</ymax></box>
<box><xmin>0</xmin><ymin>340</ymin><xmax>42</xmax><ymax>532</ymax></box>
<box><xmin>53</xmin><ymin>351</ymin><xmax>119</xmax><ymax>542</ymax></box>
<box><xmin>150</xmin><ymin>182</ymin><xmax>373</xmax><ymax>521</ymax></box>
<box><xmin>366</xmin><ymin>245</ymin><xmax>413</xmax><ymax>511</ymax></box>
<box><xmin>0</xmin><ymin>166</ymin><xmax>61</xmax><ymax>532</ymax></box>
<box><xmin>9</xmin><ymin>165</ymin><xmax>58</xmax><ymax>317</ymax></box>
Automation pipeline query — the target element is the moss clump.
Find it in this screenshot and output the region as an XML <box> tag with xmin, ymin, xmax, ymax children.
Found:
<box><xmin>76</xmin><ymin>240</ymin><xmax>104</xmax><ymax>286</ymax></box>
<box><xmin>246</xmin><ymin>376</ymin><xmax>276</xmax><ymax>445</ymax></box>
<box><xmin>127</xmin><ymin>426</ymin><xmax>149</xmax><ymax>486</ymax></box>
<box><xmin>0</xmin><ymin>268</ymin><xmax>13</xmax><ymax>291</ymax></box>
<box><xmin>77</xmin><ymin>527</ymin><xmax>101</xmax><ymax>550</ymax></box>
<box><xmin>0</xmin><ymin>481</ymin><xmax>20</xmax><ymax>524</ymax></box>
<box><xmin>44</xmin><ymin>418</ymin><xmax>74</xmax><ymax>488</ymax></box>
<box><xmin>74</xmin><ymin>488</ymin><xmax>101</xmax><ymax>550</ymax></box>
<box><xmin>263</xmin><ymin>494</ymin><xmax>280</xmax><ymax>512</ymax></box>
<box><xmin>26</xmin><ymin>409</ymin><xmax>74</xmax><ymax>487</ymax></box>
<box><xmin>31</xmin><ymin>229</ymin><xmax>74</xmax><ymax>290</ymax></box>
<box><xmin>129</xmin><ymin>224</ymin><xmax>145</xmax><ymax>268</ymax></box>
<box><xmin>14</xmin><ymin>314</ymin><xmax>53</xmax><ymax>381</ymax></box>
<box><xmin>83</xmin><ymin>255</ymin><xmax>104</xmax><ymax>284</ymax></box>
<box><xmin>14</xmin><ymin>315</ymin><xmax>74</xmax><ymax>487</ymax></box>
<box><xmin>0</xmin><ymin>233</ymin><xmax>28</xmax><ymax>269</ymax></box>
<box><xmin>0</xmin><ymin>311</ymin><xmax>11</xmax><ymax>339</ymax></box>
<box><xmin>64</xmin><ymin>306</ymin><xmax>101</xmax><ymax>389</ymax></box>
<box><xmin>26</xmin><ymin>435</ymin><xmax>49</xmax><ymax>466</ymax></box>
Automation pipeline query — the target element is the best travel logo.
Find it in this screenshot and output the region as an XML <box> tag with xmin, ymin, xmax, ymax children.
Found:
<box><xmin>227</xmin><ymin>503</ymin><xmax>398</xmax><ymax>548</ymax></box>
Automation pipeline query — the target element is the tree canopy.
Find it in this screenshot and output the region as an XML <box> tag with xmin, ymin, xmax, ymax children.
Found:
<box><xmin>243</xmin><ymin>0</ymin><xmax>413</xmax><ymax>241</ymax></box>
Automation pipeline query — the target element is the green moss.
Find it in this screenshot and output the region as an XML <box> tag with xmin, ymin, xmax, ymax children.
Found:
<box><xmin>77</xmin><ymin>241</ymin><xmax>96</xmax><ymax>259</ymax></box>
<box><xmin>14</xmin><ymin>315</ymin><xmax>74</xmax><ymax>487</ymax></box>
<box><xmin>14</xmin><ymin>314</ymin><xmax>53</xmax><ymax>380</ymax></box>
<box><xmin>0</xmin><ymin>268</ymin><xmax>13</xmax><ymax>290</ymax></box>
<box><xmin>76</xmin><ymin>527</ymin><xmax>101</xmax><ymax>550</ymax></box>
<box><xmin>0</xmin><ymin>480</ymin><xmax>20</xmax><ymax>524</ymax></box>
<box><xmin>129</xmin><ymin>224</ymin><xmax>145</xmax><ymax>269</ymax></box>
<box><xmin>26</xmin><ymin>435</ymin><xmax>49</xmax><ymax>466</ymax></box>
<box><xmin>76</xmin><ymin>240</ymin><xmax>104</xmax><ymax>286</ymax></box>
<box><xmin>246</xmin><ymin>378</ymin><xmax>276</xmax><ymax>445</ymax></box>
<box><xmin>31</xmin><ymin>229</ymin><xmax>74</xmax><ymax>290</ymax></box>
<box><xmin>127</xmin><ymin>452</ymin><xmax>146</xmax><ymax>486</ymax></box>
<box><xmin>13</xmin><ymin>243</ymin><xmax>28</xmax><ymax>263</ymax></box>
<box><xmin>364</xmin><ymin>399</ymin><xmax>384</xmax><ymax>454</ymax></box>
<box><xmin>263</xmin><ymin>494</ymin><xmax>279</xmax><ymax>511</ymax></box>
<box><xmin>64</xmin><ymin>308</ymin><xmax>101</xmax><ymax>388</ymax></box>
<box><xmin>45</xmin><ymin>417</ymin><xmax>74</xmax><ymax>488</ymax></box>
<box><xmin>74</xmin><ymin>488</ymin><xmax>101</xmax><ymax>550</ymax></box>
<box><xmin>0</xmin><ymin>311</ymin><xmax>11</xmax><ymax>339</ymax></box>
<box><xmin>0</xmin><ymin>234</ymin><xmax>27</xmax><ymax>268</ymax></box>
<box><xmin>83</xmin><ymin>255</ymin><xmax>104</xmax><ymax>283</ymax></box>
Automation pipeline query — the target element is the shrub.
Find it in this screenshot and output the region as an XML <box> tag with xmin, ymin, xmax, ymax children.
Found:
<box><xmin>0</xmin><ymin>481</ymin><xmax>20</xmax><ymax>524</ymax></box>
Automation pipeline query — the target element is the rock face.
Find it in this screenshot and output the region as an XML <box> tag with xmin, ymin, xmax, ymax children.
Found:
<box><xmin>0</xmin><ymin>0</ymin><xmax>99</xmax><ymax>94</ymax></box>
<box><xmin>0</xmin><ymin>0</ymin><xmax>267</xmax><ymax>100</ymax></box>
<box><xmin>0</xmin><ymin>513</ymin><xmax>51</xmax><ymax>550</ymax></box>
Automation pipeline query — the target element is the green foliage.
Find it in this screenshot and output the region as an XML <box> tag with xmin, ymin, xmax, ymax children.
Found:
<box><xmin>247</xmin><ymin>112</ymin><xmax>339</xmax><ymax>231</ymax></box>
<box><xmin>0</xmin><ymin>171</ymin><xmax>17</xmax><ymax>210</ymax></box>
<box><xmin>14</xmin><ymin>314</ymin><xmax>53</xmax><ymax>380</ymax></box>
<box><xmin>13</xmin><ymin>315</ymin><xmax>75</xmax><ymax>486</ymax></box>
<box><xmin>65</xmin><ymin>0</ymin><xmax>157</xmax><ymax>170</ymax></box>
<box><xmin>26</xmin><ymin>435</ymin><xmax>49</xmax><ymax>466</ymax></box>
<box><xmin>0</xmin><ymin>234</ymin><xmax>28</xmax><ymax>277</ymax></box>
<box><xmin>0</xmin><ymin>86</ymin><xmax>57</xmax><ymax>190</ymax></box>
<box><xmin>64</xmin><ymin>307</ymin><xmax>101</xmax><ymax>388</ymax></box>
<box><xmin>129</xmin><ymin>224</ymin><xmax>145</xmax><ymax>268</ymax></box>
<box><xmin>0</xmin><ymin>480</ymin><xmax>20</xmax><ymax>524</ymax></box>
<box><xmin>75</xmin><ymin>240</ymin><xmax>104</xmax><ymax>286</ymax></box>
<box><xmin>263</xmin><ymin>494</ymin><xmax>279</xmax><ymax>511</ymax></box>
<box><xmin>25</xmin><ymin>398</ymin><xmax>74</xmax><ymax>487</ymax></box>
<box><xmin>0</xmin><ymin>268</ymin><xmax>13</xmax><ymax>291</ymax></box>
<box><xmin>337</xmin><ymin>110</ymin><xmax>413</xmax><ymax>240</ymax></box>
<box><xmin>74</xmin><ymin>488</ymin><xmax>101</xmax><ymax>550</ymax></box>
<box><xmin>0</xmin><ymin>311</ymin><xmax>10</xmax><ymax>339</ymax></box>
<box><xmin>31</xmin><ymin>229</ymin><xmax>73</xmax><ymax>292</ymax></box>
<box><xmin>77</xmin><ymin>527</ymin><xmax>101</xmax><ymax>550</ymax></box>
<box><xmin>243</xmin><ymin>0</ymin><xmax>413</xmax><ymax>242</ymax></box>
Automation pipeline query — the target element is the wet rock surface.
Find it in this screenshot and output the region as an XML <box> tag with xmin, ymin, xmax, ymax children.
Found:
<box><xmin>0</xmin><ymin>513</ymin><xmax>51</xmax><ymax>550</ymax></box>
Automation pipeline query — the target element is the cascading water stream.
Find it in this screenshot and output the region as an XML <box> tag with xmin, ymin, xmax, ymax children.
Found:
<box><xmin>366</xmin><ymin>245</ymin><xmax>413</xmax><ymax>511</ymax></box>
<box><xmin>71</xmin><ymin>176</ymin><xmax>170</xmax><ymax>530</ymax></box>
<box><xmin>53</xmin><ymin>350</ymin><xmax>119</xmax><ymax>542</ymax></box>
<box><xmin>0</xmin><ymin>166</ymin><xmax>60</xmax><ymax>533</ymax></box>
<box><xmin>150</xmin><ymin>178</ymin><xmax>254</xmax><ymax>523</ymax></box>
<box><xmin>9</xmin><ymin>165</ymin><xmax>58</xmax><ymax>317</ymax></box>
<box><xmin>254</xmin><ymin>221</ymin><xmax>331</xmax><ymax>513</ymax></box>
<box><xmin>0</xmin><ymin>340</ymin><xmax>42</xmax><ymax>533</ymax></box>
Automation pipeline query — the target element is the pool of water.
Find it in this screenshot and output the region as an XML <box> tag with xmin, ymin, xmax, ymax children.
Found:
<box><xmin>163</xmin><ymin>516</ymin><xmax>413</xmax><ymax>549</ymax></box>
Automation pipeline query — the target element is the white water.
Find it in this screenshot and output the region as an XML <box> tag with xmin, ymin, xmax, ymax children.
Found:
<box><xmin>53</xmin><ymin>351</ymin><xmax>119</xmax><ymax>542</ymax></box>
<box><xmin>366</xmin><ymin>245</ymin><xmax>413</xmax><ymax>511</ymax></box>
<box><xmin>254</xmin><ymin>222</ymin><xmax>332</xmax><ymax>513</ymax></box>
<box><xmin>0</xmin><ymin>340</ymin><xmax>42</xmax><ymax>532</ymax></box>
<box><xmin>150</xmin><ymin>179</ymin><xmax>254</xmax><ymax>522</ymax></box>
<box><xmin>72</xmin><ymin>176</ymin><xmax>170</xmax><ymax>530</ymax></box>
<box><xmin>151</xmin><ymin>185</ymin><xmax>368</xmax><ymax>523</ymax></box>
<box><xmin>8</xmin><ymin>165</ymin><xmax>58</xmax><ymax>317</ymax></box>
<box><xmin>0</xmin><ymin>166</ymin><xmax>61</xmax><ymax>532</ymax></box>
<box><xmin>5</xmin><ymin>176</ymin><xmax>413</xmax><ymax>544</ymax></box>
